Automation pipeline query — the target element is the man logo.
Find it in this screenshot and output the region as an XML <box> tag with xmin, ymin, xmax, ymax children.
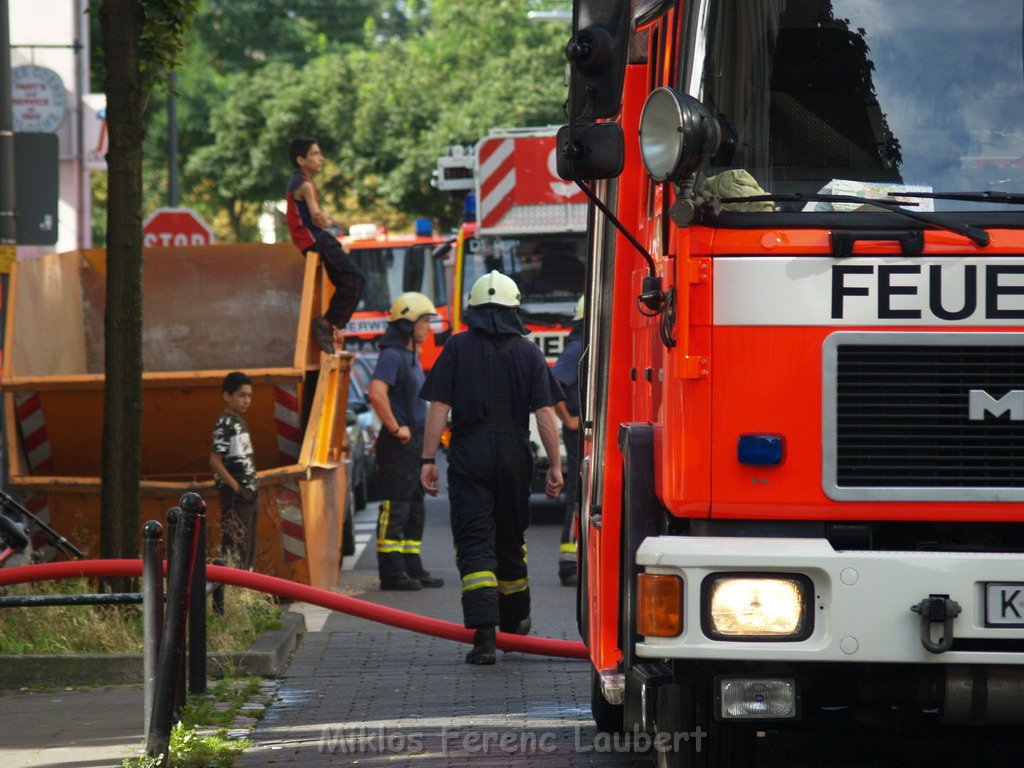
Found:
<box><xmin>968</xmin><ymin>390</ymin><xmax>1024</xmax><ymax>421</ymax></box>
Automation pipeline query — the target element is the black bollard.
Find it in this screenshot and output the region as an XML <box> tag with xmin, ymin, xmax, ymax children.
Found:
<box><xmin>146</xmin><ymin>502</ymin><xmax>199</xmax><ymax>765</ymax></box>
<box><xmin>184</xmin><ymin>493</ymin><xmax>207</xmax><ymax>695</ymax></box>
<box><xmin>165</xmin><ymin>506</ymin><xmax>180</xmax><ymax>572</ymax></box>
<box><xmin>142</xmin><ymin>520</ymin><xmax>164</xmax><ymax>736</ymax></box>
<box><xmin>164</xmin><ymin>506</ymin><xmax>186</xmax><ymax>716</ymax></box>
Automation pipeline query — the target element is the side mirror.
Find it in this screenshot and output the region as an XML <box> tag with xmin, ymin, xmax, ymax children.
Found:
<box><xmin>556</xmin><ymin>123</ymin><xmax>625</xmax><ymax>180</ymax></box>
<box><xmin>566</xmin><ymin>0</ymin><xmax>630</xmax><ymax>120</ymax></box>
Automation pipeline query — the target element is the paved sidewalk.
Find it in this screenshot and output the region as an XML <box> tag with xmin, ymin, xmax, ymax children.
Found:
<box><xmin>8</xmin><ymin>494</ymin><xmax>1020</xmax><ymax>767</ymax></box>
<box><xmin>0</xmin><ymin>685</ymin><xmax>145</xmax><ymax>768</ymax></box>
<box><xmin>236</xmin><ymin>497</ymin><xmax>634</xmax><ymax>768</ymax></box>
<box><xmin>0</xmin><ymin>488</ymin><xmax>612</xmax><ymax>768</ymax></box>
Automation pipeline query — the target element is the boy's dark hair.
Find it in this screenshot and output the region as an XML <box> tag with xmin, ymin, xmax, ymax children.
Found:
<box><xmin>289</xmin><ymin>137</ymin><xmax>318</xmax><ymax>168</ymax></box>
<box><xmin>222</xmin><ymin>371</ymin><xmax>252</xmax><ymax>394</ymax></box>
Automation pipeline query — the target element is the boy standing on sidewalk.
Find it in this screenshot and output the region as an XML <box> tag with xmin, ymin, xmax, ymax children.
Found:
<box><xmin>286</xmin><ymin>137</ymin><xmax>365</xmax><ymax>354</ymax></box>
<box><xmin>210</xmin><ymin>372</ymin><xmax>259</xmax><ymax>569</ymax></box>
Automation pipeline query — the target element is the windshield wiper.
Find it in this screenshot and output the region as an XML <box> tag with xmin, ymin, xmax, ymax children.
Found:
<box><xmin>888</xmin><ymin>190</ymin><xmax>1024</xmax><ymax>205</ymax></box>
<box><xmin>707</xmin><ymin>193</ymin><xmax>990</xmax><ymax>247</ymax></box>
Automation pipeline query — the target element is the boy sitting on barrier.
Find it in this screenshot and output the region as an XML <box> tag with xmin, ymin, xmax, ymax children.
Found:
<box><xmin>209</xmin><ymin>372</ymin><xmax>259</xmax><ymax>569</ymax></box>
<box><xmin>286</xmin><ymin>137</ymin><xmax>366</xmax><ymax>355</ymax></box>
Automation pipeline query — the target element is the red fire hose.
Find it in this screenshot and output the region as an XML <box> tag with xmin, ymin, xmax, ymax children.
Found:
<box><xmin>0</xmin><ymin>560</ymin><xmax>590</xmax><ymax>659</ymax></box>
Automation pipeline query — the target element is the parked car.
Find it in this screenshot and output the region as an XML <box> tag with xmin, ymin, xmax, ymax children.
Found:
<box><xmin>347</xmin><ymin>363</ymin><xmax>378</xmax><ymax>511</ymax></box>
<box><xmin>351</xmin><ymin>352</ymin><xmax>381</xmax><ymax>502</ymax></box>
<box><xmin>342</xmin><ymin>409</ymin><xmax>359</xmax><ymax>558</ymax></box>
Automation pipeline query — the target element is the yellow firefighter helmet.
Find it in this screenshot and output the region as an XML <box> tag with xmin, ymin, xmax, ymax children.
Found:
<box><xmin>468</xmin><ymin>270</ymin><xmax>521</xmax><ymax>308</ymax></box>
<box><xmin>388</xmin><ymin>292</ymin><xmax>437</xmax><ymax>323</ymax></box>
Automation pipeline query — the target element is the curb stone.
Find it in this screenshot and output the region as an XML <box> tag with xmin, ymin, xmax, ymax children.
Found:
<box><xmin>0</xmin><ymin>610</ymin><xmax>306</xmax><ymax>688</ymax></box>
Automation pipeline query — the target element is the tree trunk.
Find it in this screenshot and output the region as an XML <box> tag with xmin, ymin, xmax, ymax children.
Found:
<box><xmin>228</xmin><ymin>198</ymin><xmax>242</xmax><ymax>242</ymax></box>
<box><xmin>100</xmin><ymin>0</ymin><xmax>145</xmax><ymax>559</ymax></box>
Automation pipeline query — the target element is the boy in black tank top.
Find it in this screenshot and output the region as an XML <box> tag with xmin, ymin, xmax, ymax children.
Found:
<box><xmin>286</xmin><ymin>137</ymin><xmax>365</xmax><ymax>354</ymax></box>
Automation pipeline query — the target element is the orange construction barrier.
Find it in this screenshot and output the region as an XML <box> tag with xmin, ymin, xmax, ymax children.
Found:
<box><xmin>1</xmin><ymin>246</ymin><xmax>351</xmax><ymax>588</ymax></box>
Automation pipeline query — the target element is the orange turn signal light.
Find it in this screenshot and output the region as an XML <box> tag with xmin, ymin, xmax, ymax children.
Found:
<box><xmin>636</xmin><ymin>573</ymin><xmax>683</xmax><ymax>637</ymax></box>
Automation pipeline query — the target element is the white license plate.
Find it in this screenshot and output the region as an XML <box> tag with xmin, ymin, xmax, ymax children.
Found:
<box><xmin>984</xmin><ymin>582</ymin><xmax>1024</xmax><ymax>627</ymax></box>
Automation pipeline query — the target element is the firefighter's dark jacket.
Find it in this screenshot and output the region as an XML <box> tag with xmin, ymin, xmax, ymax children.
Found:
<box><xmin>419</xmin><ymin>328</ymin><xmax>563</xmax><ymax>435</ymax></box>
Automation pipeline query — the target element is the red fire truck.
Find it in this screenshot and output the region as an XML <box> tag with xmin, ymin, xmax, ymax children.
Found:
<box><xmin>339</xmin><ymin>221</ymin><xmax>450</xmax><ymax>368</ymax></box>
<box><xmin>440</xmin><ymin>127</ymin><xmax>589</xmax><ymax>361</ymax></box>
<box><xmin>561</xmin><ymin>1</ymin><xmax>1024</xmax><ymax>765</ymax></box>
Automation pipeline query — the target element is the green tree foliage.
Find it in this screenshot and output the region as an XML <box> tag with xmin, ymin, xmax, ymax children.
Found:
<box><xmin>181</xmin><ymin>55</ymin><xmax>356</xmax><ymax>240</ymax></box>
<box><xmin>193</xmin><ymin>0</ymin><xmax>381</xmax><ymax>73</ymax></box>
<box><xmin>136</xmin><ymin>0</ymin><xmax>570</xmax><ymax>238</ymax></box>
<box><xmin>337</xmin><ymin>0</ymin><xmax>568</xmax><ymax>224</ymax></box>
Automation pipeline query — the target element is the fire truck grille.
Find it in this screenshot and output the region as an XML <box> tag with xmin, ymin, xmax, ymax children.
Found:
<box><xmin>832</xmin><ymin>339</ymin><xmax>1024</xmax><ymax>492</ymax></box>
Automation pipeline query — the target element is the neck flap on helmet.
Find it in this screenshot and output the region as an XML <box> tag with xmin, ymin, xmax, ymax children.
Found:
<box><xmin>464</xmin><ymin>305</ymin><xmax>529</xmax><ymax>336</ymax></box>
<box><xmin>378</xmin><ymin>319</ymin><xmax>415</xmax><ymax>348</ymax></box>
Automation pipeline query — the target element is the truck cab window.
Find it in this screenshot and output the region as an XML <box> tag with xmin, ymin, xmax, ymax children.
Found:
<box><xmin>692</xmin><ymin>0</ymin><xmax>1024</xmax><ymax>212</ymax></box>
<box><xmin>351</xmin><ymin>246</ymin><xmax>432</xmax><ymax>312</ymax></box>
<box><xmin>464</xmin><ymin>235</ymin><xmax>587</xmax><ymax>319</ymax></box>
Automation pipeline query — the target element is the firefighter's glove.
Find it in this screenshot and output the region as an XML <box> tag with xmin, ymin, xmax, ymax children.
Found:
<box><xmin>696</xmin><ymin>169</ymin><xmax>774</xmax><ymax>212</ymax></box>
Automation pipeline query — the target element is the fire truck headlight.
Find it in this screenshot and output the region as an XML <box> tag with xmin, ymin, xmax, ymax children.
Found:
<box><xmin>636</xmin><ymin>573</ymin><xmax>683</xmax><ymax>637</ymax></box>
<box><xmin>703</xmin><ymin>575</ymin><xmax>812</xmax><ymax>640</ymax></box>
<box><xmin>639</xmin><ymin>87</ymin><xmax>721</xmax><ymax>183</ymax></box>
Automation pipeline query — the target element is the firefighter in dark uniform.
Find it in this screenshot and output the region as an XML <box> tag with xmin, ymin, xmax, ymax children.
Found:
<box><xmin>368</xmin><ymin>292</ymin><xmax>445</xmax><ymax>591</ymax></box>
<box><xmin>552</xmin><ymin>295</ymin><xmax>584</xmax><ymax>587</ymax></box>
<box><xmin>419</xmin><ymin>271</ymin><xmax>565</xmax><ymax>665</ymax></box>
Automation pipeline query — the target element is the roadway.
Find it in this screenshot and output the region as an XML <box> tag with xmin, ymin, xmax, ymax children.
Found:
<box><xmin>237</xmin><ymin>465</ymin><xmax>1023</xmax><ymax>767</ymax></box>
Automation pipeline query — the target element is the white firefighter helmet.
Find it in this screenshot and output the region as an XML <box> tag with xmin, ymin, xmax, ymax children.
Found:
<box><xmin>388</xmin><ymin>292</ymin><xmax>437</xmax><ymax>323</ymax></box>
<box><xmin>468</xmin><ymin>270</ymin><xmax>521</xmax><ymax>308</ymax></box>
<box><xmin>573</xmin><ymin>295</ymin><xmax>585</xmax><ymax>321</ymax></box>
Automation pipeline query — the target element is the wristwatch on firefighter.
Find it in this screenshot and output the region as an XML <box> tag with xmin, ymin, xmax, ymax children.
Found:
<box><xmin>420</xmin><ymin>457</ymin><xmax>435</xmax><ymax>465</ymax></box>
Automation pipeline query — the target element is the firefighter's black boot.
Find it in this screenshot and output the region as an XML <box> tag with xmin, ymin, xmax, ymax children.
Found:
<box><xmin>500</xmin><ymin>616</ymin><xmax>531</xmax><ymax>654</ymax></box>
<box><xmin>412</xmin><ymin>571</ymin><xmax>444</xmax><ymax>588</ymax></box>
<box><xmin>380</xmin><ymin>575</ymin><xmax>422</xmax><ymax>591</ymax></box>
<box><xmin>465</xmin><ymin>626</ymin><xmax>496</xmax><ymax>665</ymax></box>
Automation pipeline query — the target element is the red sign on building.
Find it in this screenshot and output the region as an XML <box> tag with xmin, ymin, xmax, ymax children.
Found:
<box><xmin>143</xmin><ymin>208</ymin><xmax>215</xmax><ymax>247</ymax></box>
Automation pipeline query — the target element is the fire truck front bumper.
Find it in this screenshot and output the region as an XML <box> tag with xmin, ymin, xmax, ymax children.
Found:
<box><xmin>635</xmin><ymin>536</ymin><xmax>1024</xmax><ymax>665</ymax></box>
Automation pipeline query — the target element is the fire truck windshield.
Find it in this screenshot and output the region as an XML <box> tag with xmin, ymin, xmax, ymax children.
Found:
<box><xmin>690</xmin><ymin>0</ymin><xmax>1024</xmax><ymax>213</ymax></box>
<box><xmin>464</xmin><ymin>234</ymin><xmax>586</xmax><ymax>318</ymax></box>
<box><xmin>349</xmin><ymin>244</ymin><xmax>444</xmax><ymax>312</ymax></box>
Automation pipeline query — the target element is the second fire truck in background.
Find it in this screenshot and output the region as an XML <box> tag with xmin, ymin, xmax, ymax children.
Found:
<box><xmin>437</xmin><ymin>126</ymin><xmax>589</xmax><ymax>361</ymax></box>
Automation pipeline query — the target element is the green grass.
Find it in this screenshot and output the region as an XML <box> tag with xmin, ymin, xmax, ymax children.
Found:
<box><xmin>122</xmin><ymin>676</ymin><xmax>267</xmax><ymax>768</ymax></box>
<box><xmin>123</xmin><ymin>722</ymin><xmax>250</xmax><ymax>768</ymax></box>
<box><xmin>0</xmin><ymin>580</ymin><xmax>281</xmax><ymax>655</ymax></box>
<box><xmin>179</xmin><ymin>677</ymin><xmax>263</xmax><ymax>729</ymax></box>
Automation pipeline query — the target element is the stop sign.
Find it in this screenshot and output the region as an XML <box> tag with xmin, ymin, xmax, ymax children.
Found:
<box><xmin>143</xmin><ymin>207</ymin><xmax>215</xmax><ymax>247</ymax></box>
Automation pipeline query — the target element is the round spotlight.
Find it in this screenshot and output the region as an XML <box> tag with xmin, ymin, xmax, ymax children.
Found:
<box><xmin>639</xmin><ymin>87</ymin><xmax>721</xmax><ymax>183</ymax></box>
